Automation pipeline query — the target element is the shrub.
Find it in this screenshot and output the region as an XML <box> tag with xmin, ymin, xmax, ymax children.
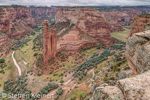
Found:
<box><xmin>103</xmin><ymin>77</ymin><xmax>108</xmax><ymax>83</ymax></box>
<box><xmin>60</xmin><ymin>80</ymin><xmax>64</xmax><ymax>83</ymax></box>
<box><xmin>60</xmin><ymin>73</ymin><xmax>63</xmax><ymax>76</ymax></box>
<box><xmin>109</xmin><ymin>77</ymin><xmax>115</xmax><ymax>80</ymax></box>
<box><xmin>79</xmin><ymin>92</ymin><xmax>84</xmax><ymax>99</ymax></box>
<box><xmin>97</xmin><ymin>46</ymin><xmax>101</xmax><ymax>49</ymax></box>
<box><xmin>56</xmin><ymin>88</ymin><xmax>63</xmax><ymax>95</ymax></box>
<box><xmin>31</xmin><ymin>32</ymin><xmax>35</xmax><ymax>35</ymax></box>
<box><xmin>34</xmin><ymin>53</ymin><xmax>38</xmax><ymax>56</ymax></box>
<box><xmin>32</xmin><ymin>45</ymin><xmax>36</xmax><ymax>50</ymax></box>
<box><xmin>38</xmin><ymin>72</ymin><xmax>42</xmax><ymax>76</ymax></box>
<box><xmin>70</xmin><ymin>96</ymin><xmax>76</xmax><ymax>100</ymax></box>
<box><xmin>50</xmin><ymin>71</ymin><xmax>53</xmax><ymax>74</ymax></box>
<box><xmin>0</xmin><ymin>58</ymin><xmax>5</xmax><ymax>63</ymax></box>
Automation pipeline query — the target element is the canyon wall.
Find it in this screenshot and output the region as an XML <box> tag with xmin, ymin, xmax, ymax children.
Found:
<box><xmin>0</xmin><ymin>6</ymin><xmax>36</xmax><ymax>39</ymax></box>
<box><xmin>98</xmin><ymin>7</ymin><xmax>150</xmax><ymax>32</ymax></box>
<box><xmin>129</xmin><ymin>14</ymin><xmax>150</xmax><ymax>37</ymax></box>
<box><xmin>43</xmin><ymin>20</ymin><xmax>57</xmax><ymax>63</ymax></box>
<box><xmin>55</xmin><ymin>7</ymin><xmax>112</xmax><ymax>47</ymax></box>
<box><xmin>29</xmin><ymin>7</ymin><xmax>54</xmax><ymax>19</ymax></box>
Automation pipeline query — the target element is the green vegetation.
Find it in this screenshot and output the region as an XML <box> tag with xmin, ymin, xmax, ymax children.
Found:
<box><xmin>57</xmin><ymin>23</ymin><xmax>75</xmax><ymax>38</ymax></box>
<box><xmin>3</xmin><ymin>75</ymin><xmax>30</xmax><ymax>98</ymax></box>
<box><xmin>33</xmin><ymin>52</ymin><xmax>38</xmax><ymax>56</ymax></box>
<box><xmin>111</xmin><ymin>37</ymin><xmax>126</xmax><ymax>45</ymax></box>
<box><xmin>38</xmin><ymin>72</ymin><xmax>42</xmax><ymax>76</ymax></box>
<box><xmin>111</xmin><ymin>28</ymin><xmax>130</xmax><ymax>42</ymax></box>
<box><xmin>31</xmin><ymin>32</ymin><xmax>35</xmax><ymax>35</ymax></box>
<box><xmin>0</xmin><ymin>64</ymin><xmax>7</xmax><ymax>74</ymax></box>
<box><xmin>139</xmin><ymin>13</ymin><xmax>150</xmax><ymax>18</ymax></box>
<box><xmin>111</xmin><ymin>44</ymin><xmax>125</xmax><ymax>50</ymax></box>
<box><xmin>60</xmin><ymin>80</ymin><xmax>64</xmax><ymax>83</ymax></box>
<box><xmin>122</xmin><ymin>26</ymin><xmax>130</xmax><ymax>29</ymax></box>
<box><xmin>38</xmin><ymin>83</ymin><xmax>59</xmax><ymax>97</ymax></box>
<box><xmin>73</xmin><ymin>48</ymin><xmax>115</xmax><ymax>80</ymax></box>
<box><xmin>33</xmin><ymin>33</ymin><xmax>43</xmax><ymax>51</ymax></box>
<box><xmin>14</xmin><ymin>39</ymin><xmax>31</xmax><ymax>50</ymax></box>
<box><xmin>103</xmin><ymin>77</ymin><xmax>108</xmax><ymax>83</ymax></box>
<box><xmin>32</xmin><ymin>26</ymin><xmax>43</xmax><ymax>32</ymax></box>
<box><xmin>56</xmin><ymin>87</ymin><xmax>63</xmax><ymax>95</ymax></box>
<box><xmin>49</xmin><ymin>20</ymin><xmax>70</xmax><ymax>33</ymax></box>
<box><xmin>0</xmin><ymin>58</ymin><xmax>5</xmax><ymax>63</ymax></box>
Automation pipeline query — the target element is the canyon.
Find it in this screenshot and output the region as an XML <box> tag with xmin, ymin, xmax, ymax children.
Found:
<box><xmin>55</xmin><ymin>7</ymin><xmax>112</xmax><ymax>52</ymax></box>
<box><xmin>29</xmin><ymin>7</ymin><xmax>54</xmax><ymax>19</ymax></box>
<box><xmin>98</xmin><ymin>7</ymin><xmax>150</xmax><ymax>32</ymax></box>
<box><xmin>90</xmin><ymin>14</ymin><xmax>150</xmax><ymax>100</ymax></box>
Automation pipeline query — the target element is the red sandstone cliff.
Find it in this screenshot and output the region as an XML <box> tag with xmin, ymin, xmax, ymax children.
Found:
<box><xmin>55</xmin><ymin>7</ymin><xmax>112</xmax><ymax>46</ymax></box>
<box><xmin>43</xmin><ymin>20</ymin><xmax>57</xmax><ymax>63</ymax></box>
<box><xmin>29</xmin><ymin>7</ymin><xmax>54</xmax><ymax>19</ymax></box>
<box><xmin>129</xmin><ymin>14</ymin><xmax>150</xmax><ymax>37</ymax></box>
<box><xmin>98</xmin><ymin>7</ymin><xmax>150</xmax><ymax>32</ymax></box>
<box><xmin>0</xmin><ymin>6</ymin><xmax>36</xmax><ymax>38</ymax></box>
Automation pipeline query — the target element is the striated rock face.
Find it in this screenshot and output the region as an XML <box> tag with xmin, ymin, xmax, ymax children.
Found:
<box><xmin>0</xmin><ymin>36</ymin><xmax>9</xmax><ymax>46</ymax></box>
<box><xmin>99</xmin><ymin>7</ymin><xmax>150</xmax><ymax>32</ymax></box>
<box><xmin>55</xmin><ymin>7</ymin><xmax>112</xmax><ymax>45</ymax></box>
<box><xmin>0</xmin><ymin>6</ymin><xmax>36</xmax><ymax>38</ymax></box>
<box><xmin>90</xmin><ymin>70</ymin><xmax>150</xmax><ymax>100</ymax></box>
<box><xmin>43</xmin><ymin>20</ymin><xmax>57</xmax><ymax>63</ymax></box>
<box><xmin>29</xmin><ymin>7</ymin><xmax>54</xmax><ymax>19</ymax></box>
<box><xmin>126</xmin><ymin>30</ymin><xmax>150</xmax><ymax>74</ymax></box>
<box><xmin>100</xmin><ymin>12</ymin><xmax>126</xmax><ymax>32</ymax></box>
<box><xmin>57</xmin><ymin>25</ymin><xmax>97</xmax><ymax>52</ymax></box>
<box><xmin>129</xmin><ymin>14</ymin><xmax>150</xmax><ymax>37</ymax></box>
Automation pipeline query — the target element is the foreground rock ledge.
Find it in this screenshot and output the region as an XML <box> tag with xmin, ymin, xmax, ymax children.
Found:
<box><xmin>90</xmin><ymin>70</ymin><xmax>150</xmax><ymax>100</ymax></box>
<box><xmin>126</xmin><ymin>30</ymin><xmax>150</xmax><ymax>74</ymax></box>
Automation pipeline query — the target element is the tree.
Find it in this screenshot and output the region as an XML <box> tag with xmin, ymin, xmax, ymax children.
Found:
<box><xmin>60</xmin><ymin>80</ymin><xmax>64</xmax><ymax>83</ymax></box>
<box><xmin>34</xmin><ymin>53</ymin><xmax>38</xmax><ymax>56</ymax></box>
<box><xmin>0</xmin><ymin>58</ymin><xmax>5</xmax><ymax>63</ymax></box>
<box><xmin>49</xmin><ymin>71</ymin><xmax>53</xmax><ymax>74</ymax></box>
<box><xmin>38</xmin><ymin>72</ymin><xmax>42</xmax><ymax>76</ymax></box>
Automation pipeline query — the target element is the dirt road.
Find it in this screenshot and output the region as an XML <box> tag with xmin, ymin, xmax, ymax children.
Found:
<box><xmin>12</xmin><ymin>51</ymin><xmax>21</xmax><ymax>76</ymax></box>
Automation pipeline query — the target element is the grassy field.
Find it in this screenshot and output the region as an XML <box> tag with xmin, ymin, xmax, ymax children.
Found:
<box><xmin>111</xmin><ymin>27</ymin><xmax>130</xmax><ymax>42</ymax></box>
<box><xmin>0</xmin><ymin>52</ymin><xmax>18</xmax><ymax>90</ymax></box>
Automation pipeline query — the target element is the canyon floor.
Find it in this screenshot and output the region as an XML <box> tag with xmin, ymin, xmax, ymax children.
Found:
<box><xmin>0</xmin><ymin>22</ymin><xmax>131</xmax><ymax>100</ymax></box>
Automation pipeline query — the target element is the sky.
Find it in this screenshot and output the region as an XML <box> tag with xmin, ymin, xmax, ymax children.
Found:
<box><xmin>0</xmin><ymin>0</ymin><xmax>150</xmax><ymax>6</ymax></box>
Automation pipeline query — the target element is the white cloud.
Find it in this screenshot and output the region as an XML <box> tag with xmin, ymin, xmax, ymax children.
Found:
<box><xmin>0</xmin><ymin>0</ymin><xmax>150</xmax><ymax>6</ymax></box>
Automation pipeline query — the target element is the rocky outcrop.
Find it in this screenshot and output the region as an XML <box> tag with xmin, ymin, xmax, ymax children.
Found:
<box><xmin>129</xmin><ymin>14</ymin><xmax>150</xmax><ymax>37</ymax></box>
<box><xmin>90</xmin><ymin>70</ymin><xmax>150</xmax><ymax>100</ymax></box>
<box><xmin>29</xmin><ymin>7</ymin><xmax>54</xmax><ymax>19</ymax></box>
<box><xmin>43</xmin><ymin>20</ymin><xmax>57</xmax><ymax>63</ymax></box>
<box><xmin>55</xmin><ymin>7</ymin><xmax>112</xmax><ymax>45</ymax></box>
<box><xmin>0</xmin><ymin>6</ymin><xmax>36</xmax><ymax>38</ymax></box>
<box><xmin>126</xmin><ymin>30</ymin><xmax>150</xmax><ymax>74</ymax></box>
<box><xmin>90</xmin><ymin>84</ymin><xmax>124</xmax><ymax>100</ymax></box>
